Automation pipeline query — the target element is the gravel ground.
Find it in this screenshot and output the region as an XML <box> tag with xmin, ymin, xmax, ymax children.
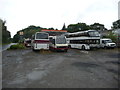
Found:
<box><xmin>2</xmin><ymin>48</ymin><xmax>120</xmax><ymax>88</ymax></box>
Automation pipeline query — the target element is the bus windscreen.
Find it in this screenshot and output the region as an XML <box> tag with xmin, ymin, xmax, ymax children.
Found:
<box><xmin>36</xmin><ymin>33</ymin><xmax>48</xmax><ymax>39</ymax></box>
<box><xmin>88</xmin><ymin>31</ymin><xmax>100</xmax><ymax>37</ymax></box>
<box><xmin>56</xmin><ymin>36</ymin><xmax>66</xmax><ymax>44</ymax></box>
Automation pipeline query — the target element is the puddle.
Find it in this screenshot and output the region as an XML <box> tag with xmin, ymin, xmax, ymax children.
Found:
<box><xmin>108</xmin><ymin>54</ymin><xmax>120</xmax><ymax>58</ymax></box>
<box><xmin>105</xmin><ymin>61</ymin><xmax>120</xmax><ymax>65</ymax></box>
<box><xmin>27</xmin><ymin>71</ymin><xmax>47</xmax><ymax>80</ymax></box>
<box><xmin>72</xmin><ymin>62</ymin><xmax>100</xmax><ymax>73</ymax></box>
<box><xmin>9</xmin><ymin>78</ymin><xmax>26</xmax><ymax>84</ymax></box>
<box><xmin>107</xmin><ymin>69</ymin><xmax>119</xmax><ymax>74</ymax></box>
<box><xmin>72</xmin><ymin>62</ymin><xmax>99</xmax><ymax>68</ymax></box>
<box><xmin>16</xmin><ymin>57</ymin><xmax>23</xmax><ymax>63</ymax></box>
<box><xmin>80</xmin><ymin>51</ymin><xmax>89</xmax><ymax>54</ymax></box>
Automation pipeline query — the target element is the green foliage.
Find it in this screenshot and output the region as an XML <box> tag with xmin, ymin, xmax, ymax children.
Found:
<box><xmin>90</xmin><ymin>23</ymin><xmax>105</xmax><ymax>31</ymax></box>
<box><xmin>90</xmin><ymin>23</ymin><xmax>104</xmax><ymax>27</ymax></box>
<box><xmin>62</xmin><ymin>23</ymin><xmax>66</xmax><ymax>30</ymax></box>
<box><xmin>112</xmin><ymin>19</ymin><xmax>120</xmax><ymax>29</ymax></box>
<box><xmin>21</xmin><ymin>25</ymin><xmax>42</xmax><ymax>39</ymax></box>
<box><xmin>8</xmin><ymin>44</ymin><xmax>26</xmax><ymax>49</ymax></box>
<box><xmin>12</xmin><ymin>23</ymin><xmax>106</xmax><ymax>43</ymax></box>
<box><xmin>12</xmin><ymin>25</ymin><xmax>43</xmax><ymax>43</ymax></box>
<box><xmin>103</xmin><ymin>32</ymin><xmax>117</xmax><ymax>43</ymax></box>
<box><xmin>48</xmin><ymin>27</ymin><xmax>55</xmax><ymax>30</ymax></box>
<box><xmin>2</xmin><ymin>22</ymin><xmax>11</xmax><ymax>43</ymax></box>
<box><xmin>12</xmin><ymin>34</ymin><xmax>19</xmax><ymax>43</ymax></box>
<box><xmin>67</xmin><ymin>23</ymin><xmax>91</xmax><ymax>32</ymax></box>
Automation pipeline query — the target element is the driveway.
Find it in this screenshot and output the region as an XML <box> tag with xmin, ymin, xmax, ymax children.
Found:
<box><xmin>2</xmin><ymin>48</ymin><xmax>119</xmax><ymax>88</ymax></box>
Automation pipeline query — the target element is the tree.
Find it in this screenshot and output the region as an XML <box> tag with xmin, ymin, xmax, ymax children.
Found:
<box><xmin>90</xmin><ymin>23</ymin><xmax>105</xmax><ymax>31</ymax></box>
<box><xmin>12</xmin><ymin>34</ymin><xmax>19</xmax><ymax>43</ymax></box>
<box><xmin>62</xmin><ymin>23</ymin><xmax>66</xmax><ymax>30</ymax></box>
<box><xmin>48</xmin><ymin>27</ymin><xmax>54</xmax><ymax>30</ymax></box>
<box><xmin>67</xmin><ymin>23</ymin><xmax>90</xmax><ymax>32</ymax></box>
<box><xmin>112</xmin><ymin>19</ymin><xmax>120</xmax><ymax>29</ymax></box>
<box><xmin>103</xmin><ymin>32</ymin><xmax>117</xmax><ymax>43</ymax></box>
<box><xmin>12</xmin><ymin>25</ymin><xmax>43</xmax><ymax>43</ymax></box>
<box><xmin>2</xmin><ymin>20</ymin><xmax>11</xmax><ymax>43</ymax></box>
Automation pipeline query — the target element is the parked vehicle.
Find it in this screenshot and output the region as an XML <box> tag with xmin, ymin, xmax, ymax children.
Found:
<box><xmin>100</xmin><ymin>38</ymin><xmax>116</xmax><ymax>49</ymax></box>
<box><xmin>65</xmin><ymin>30</ymin><xmax>100</xmax><ymax>50</ymax></box>
<box><xmin>31</xmin><ymin>32</ymin><xmax>49</xmax><ymax>50</ymax></box>
<box><xmin>49</xmin><ymin>35</ymin><xmax>68</xmax><ymax>52</ymax></box>
<box><xmin>24</xmin><ymin>39</ymin><xmax>31</xmax><ymax>47</ymax></box>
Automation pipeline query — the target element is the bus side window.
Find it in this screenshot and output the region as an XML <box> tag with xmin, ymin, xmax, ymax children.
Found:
<box><xmin>96</xmin><ymin>40</ymin><xmax>100</xmax><ymax>44</ymax></box>
<box><xmin>66</xmin><ymin>35</ymin><xmax>69</xmax><ymax>38</ymax></box>
<box><xmin>70</xmin><ymin>40</ymin><xmax>74</xmax><ymax>44</ymax></box>
<box><xmin>102</xmin><ymin>40</ymin><xmax>105</xmax><ymax>44</ymax></box>
<box><xmin>85</xmin><ymin>40</ymin><xmax>88</xmax><ymax>44</ymax></box>
<box><xmin>89</xmin><ymin>40</ymin><xmax>92</xmax><ymax>44</ymax></box>
<box><xmin>51</xmin><ymin>39</ymin><xmax>55</xmax><ymax>45</ymax></box>
<box><xmin>93</xmin><ymin>40</ymin><xmax>96</xmax><ymax>44</ymax></box>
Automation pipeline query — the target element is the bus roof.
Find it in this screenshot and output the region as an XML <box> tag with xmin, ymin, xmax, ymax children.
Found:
<box><xmin>66</xmin><ymin>30</ymin><xmax>98</xmax><ymax>35</ymax></box>
<box><xmin>34</xmin><ymin>32</ymin><xmax>49</xmax><ymax>35</ymax></box>
<box><xmin>101</xmin><ymin>38</ymin><xmax>112</xmax><ymax>40</ymax></box>
<box><xmin>35</xmin><ymin>32</ymin><xmax>48</xmax><ymax>33</ymax></box>
<box><xmin>75</xmin><ymin>30</ymin><xmax>97</xmax><ymax>33</ymax></box>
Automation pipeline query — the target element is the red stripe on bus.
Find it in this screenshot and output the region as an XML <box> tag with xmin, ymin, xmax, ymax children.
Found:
<box><xmin>33</xmin><ymin>40</ymin><xmax>50</xmax><ymax>43</ymax></box>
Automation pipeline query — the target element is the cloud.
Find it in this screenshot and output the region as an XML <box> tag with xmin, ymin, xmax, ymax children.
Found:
<box><xmin>0</xmin><ymin>0</ymin><xmax>119</xmax><ymax>37</ymax></box>
<box><xmin>75</xmin><ymin>0</ymin><xmax>119</xmax><ymax>28</ymax></box>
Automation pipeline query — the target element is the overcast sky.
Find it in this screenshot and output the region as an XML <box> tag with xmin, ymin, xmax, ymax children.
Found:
<box><xmin>0</xmin><ymin>0</ymin><xmax>119</xmax><ymax>37</ymax></box>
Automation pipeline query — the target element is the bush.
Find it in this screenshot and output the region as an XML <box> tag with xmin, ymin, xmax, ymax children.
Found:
<box><xmin>103</xmin><ymin>32</ymin><xmax>117</xmax><ymax>43</ymax></box>
<box><xmin>8</xmin><ymin>44</ymin><xmax>26</xmax><ymax>49</ymax></box>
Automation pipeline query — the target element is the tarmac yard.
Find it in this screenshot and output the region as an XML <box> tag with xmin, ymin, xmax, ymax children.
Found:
<box><xmin>2</xmin><ymin>48</ymin><xmax>120</xmax><ymax>88</ymax></box>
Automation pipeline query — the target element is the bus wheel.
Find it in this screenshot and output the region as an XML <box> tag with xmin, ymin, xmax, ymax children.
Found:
<box><xmin>82</xmin><ymin>45</ymin><xmax>85</xmax><ymax>50</ymax></box>
<box><xmin>64</xmin><ymin>49</ymin><xmax>68</xmax><ymax>52</ymax></box>
<box><xmin>68</xmin><ymin>45</ymin><xmax>71</xmax><ymax>48</ymax></box>
<box><xmin>32</xmin><ymin>48</ymin><xmax>35</xmax><ymax>51</ymax></box>
<box><xmin>104</xmin><ymin>46</ymin><xmax>107</xmax><ymax>49</ymax></box>
<box><xmin>32</xmin><ymin>47</ymin><xmax>36</xmax><ymax>51</ymax></box>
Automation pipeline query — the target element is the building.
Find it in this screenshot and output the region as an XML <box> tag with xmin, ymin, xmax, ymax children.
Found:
<box><xmin>0</xmin><ymin>19</ymin><xmax>3</xmax><ymax>32</ymax></box>
<box><xmin>118</xmin><ymin>1</ymin><xmax>120</xmax><ymax>19</ymax></box>
<box><xmin>0</xmin><ymin>19</ymin><xmax>11</xmax><ymax>43</ymax></box>
<box><xmin>113</xmin><ymin>19</ymin><xmax>120</xmax><ymax>29</ymax></box>
<box><xmin>112</xmin><ymin>1</ymin><xmax>120</xmax><ymax>29</ymax></box>
<box><xmin>0</xmin><ymin>19</ymin><xmax>3</xmax><ymax>44</ymax></box>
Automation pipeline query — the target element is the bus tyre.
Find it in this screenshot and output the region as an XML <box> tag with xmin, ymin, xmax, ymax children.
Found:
<box><xmin>82</xmin><ymin>45</ymin><xmax>85</xmax><ymax>50</ymax></box>
<box><xmin>64</xmin><ymin>49</ymin><xmax>68</xmax><ymax>52</ymax></box>
<box><xmin>32</xmin><ymin>48</ymin><xmax>35</xmax><ymax>51</ymax></box>
<box><xmin>32</xmin><ymin>47</ymin><xmax>36</xmax><ymax>51</ymax></box>
<box><xmin>111</xmin><ymin>47</ymin><xmax>114</xmax><ymax>49</ymax></box>
<box><xmin>104</xmin><ymin>46</ymin><xmax>107</xmax><ymax>49</ymax></box>
<box><xmin>68</xmin><ymin>45</ymin><xmax>71</xmax><ymax>49</ymax></box>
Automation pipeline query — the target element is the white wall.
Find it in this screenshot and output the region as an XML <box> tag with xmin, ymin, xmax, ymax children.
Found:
<box><xmin>118</xmin><ymin>1</ymin><xmax>120</xmax><ymax>19</ymax></box>
<box><xmin>0</xmin><ymin>19</ymin><xmax>2</xmax><ymax>43</ymax></box>
<box><xmin>0</xmin><ymin>19</ymin><xmax>2</xmax><ymax>90</ymax></box>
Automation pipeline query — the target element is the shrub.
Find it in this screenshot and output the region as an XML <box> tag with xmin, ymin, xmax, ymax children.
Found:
<box><xmin>8</xmin><ymin>44</ymin><xmax>26</xmax><ymax>49</ymax></box>
<box><xmin>103</xmin><ymin>32</ymin><xmax>117</xmax><ymax>43</ymax></box>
